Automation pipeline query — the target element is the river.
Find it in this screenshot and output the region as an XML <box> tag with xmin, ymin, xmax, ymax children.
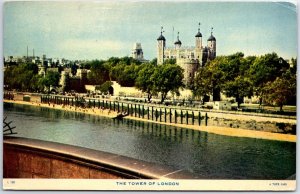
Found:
<box><xmin>4</xmin><ymin>103</ymin><xmax>296</xmax><ymax>179</ymax></box>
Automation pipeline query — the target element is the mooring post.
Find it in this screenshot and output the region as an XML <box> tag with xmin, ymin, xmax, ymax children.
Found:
<box><xmin>192</xmin><ymin>111</ymin><xmax>194</xmax><ymax>125</ymax></box>
<box><xmin>159</xmin><ymin>108</ymin><xmax>162</xmax><ymax>122</ymax></box>
<box><xmin>198</xmin><ymin>111</ymin><xmax>201</xmax><ymax>126</ymax></box>
<box><xmin>155</xmin><ymin>109</ymin><xmax>158</xmax><ymax>121</ymax></box>
<box><xmin>147</xmin><ymin>107</ymin><xmax>150</xmax><ymax>120</ymax></box>
<box><xmin>134</xmin><ymin>104</ymin><xmax>137</xmax><ymax>117</ymax></box>
<box><xmin>138</xmin><ymin>104</ymin><xmax>141</xmax><ymax>118</ymax></box>
<box><xmin>142</xmin><ymin>105</ymin><xmax>144</xmax><ymax>118</ymax></box>
<box><xmin>205</xmin><ymin>113</ymin><xmax>208</xmax><ymax>126</ymax></box>
<box><xmin>152</xmin><ymin>107</ymin><xmax>154</xmax><ymax>120</ymax></box>
<box><xmin>169</xmin><ymin>109</ymin><xmax>172</xmax><ymax>123</ymax></box>
<box><xmin>121</xmin><ymin>103</ymin><xmax>123</xmax><ymax>112</ymax></box>
<box><xmin>164</xmin><ymin>108</ymin><xmax>167</xmax><ymax>122</ymax></box>
<box><xmin>181</xmin><ymin>110</ymin><xmax>183</xmax><ymax>124</ymax></box>
<box><xmin>186</xmin><ymin>111</ymin><xmax>189</xmax><ymax>125</ymax></box>
<box><xmin>175</xmin><ymin>110</ymin><xmax>177</xmax><ymax>123</ymax></box>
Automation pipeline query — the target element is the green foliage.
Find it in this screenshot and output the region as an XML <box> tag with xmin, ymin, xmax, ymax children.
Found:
<box><xmin>87</xmin><ymin>60</ymin><xmax>109</xmax><ymax>85</ymax></box>
<box><xmin>263</xmin><ymin>70</ymin><xmax>296</xmax><ymax>111</ymax></box>
<box><xmin>135</xmin><ymin>63</ymin><xmax>157</xmax><ymax>101</ymax></box>
<box><xmin>163</xmin><ymin>58</ymin><xmax>176</xmax><ymax>65</ymax></box>
<box><xmin>248</xmin><ymin>53</ymin><xmax>289</xmax><ymax>104</ymax></box>
<box><xmin>96</xmin><ymin>81</ymin><xmax>113</xmax><ymax>94</ymax></box>
<box><xmin>40</xmin><ymin>71</ymin><xmax>61</xmax><ymax>91</ymax></box>
<box><xmin>152</xmin><ymin>64</ymin><xmax>184</xmax><ymax>103</ymax></box>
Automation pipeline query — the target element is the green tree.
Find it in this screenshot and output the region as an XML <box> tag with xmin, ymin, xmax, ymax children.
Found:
<box><xmin>263</xmin><ymin>70</ymin><xmax>296</xmax><ymax>111</ymax></box>
<box><xmin>41</xmin><ymin>71</ymin><xmax>60</xmax><ymax>92</ymax></box>
<box><xmin>135</xmin><ymin>63</ymin><xmax>157</xmax><ymax>102</ymax></box>
<box><xmin>87</xmin><ymin>60</ymin><xmax>109</xmax><ymax>85</ymax></box>
<box><xmin>223</xmin><ymin>76</ymin><xmax>253</xmax><ymax>108</ymax></box>
<box><xmin>152</xmin><ymin>64</ymin><xmax>184</xmax><ymax>103</ymax></box>
<box><xmin>192</xmin><ymin>66</ymin><xmax>213</xmax><ymax>104</ymax></box>
<box><xmin>96</xmin><ymin>81</ymin><xmax>113</xmax><ymax>94</ymax></box>
<box><xmin>249</xmin><ymin>53</ymin><xmax>289</xmax><ymax>105</ymax></box>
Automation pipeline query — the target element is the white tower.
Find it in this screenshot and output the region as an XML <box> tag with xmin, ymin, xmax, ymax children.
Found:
<box><xmin>157</xmin><ymin>26</ymin><xmax>166</xmax><ymax>65</ymax></box>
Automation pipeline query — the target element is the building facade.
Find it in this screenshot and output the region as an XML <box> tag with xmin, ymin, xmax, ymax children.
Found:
<box><xmin>157</xmin><ymin>24</ymin><xmax>216</xmax><ymax>87</ymax></box>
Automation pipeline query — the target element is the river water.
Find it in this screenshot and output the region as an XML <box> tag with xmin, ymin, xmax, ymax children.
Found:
<box><xmin>4</xmin><ymin>103</ymin><xmax>296</xmax><ymax>179</ymax></box>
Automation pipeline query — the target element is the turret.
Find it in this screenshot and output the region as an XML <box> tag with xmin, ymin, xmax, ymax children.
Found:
<box><xmin>157</xmin><ymin>26</ymin><xmax>166</xmax><ymax>65</ymax></box>
<box><xmin>207</xmin><ymin>27</ymin><xmax>216</xmax><ymax>59</ymax></box>
<box><xmin>174</xmin><ymin>32</ymin><xmax>182</xmax><ymax>50</ymax></box>
<box><xmin>195</xmin><ymin>22</ymin><xmax>202</xmax><ymax>49</ymax></box>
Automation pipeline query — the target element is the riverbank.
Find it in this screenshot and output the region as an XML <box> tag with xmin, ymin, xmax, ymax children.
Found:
<box><xmin>4</xmin><ymin>100</ymin><xmax>296</xmax><ymax>142</ymax></box>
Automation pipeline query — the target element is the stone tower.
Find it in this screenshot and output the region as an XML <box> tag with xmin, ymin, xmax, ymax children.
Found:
<box><xmin>131</xmin><ymin>43</ymin><xmax>144</xmax><ymax>61</ymax></box>
<box><xmin>195</xmin><ymin>23</ymin><xmax>203</xmax><ymax>63</ymax></box>
<box><xmin>157</xmin><ymin>26</ymin><xmax>166</xmax><ymax>65</ymax></box>
<box><xmin>207</xmin><ymin>27</ymin><xmax>216</xmax><ymax>60</ymax></box>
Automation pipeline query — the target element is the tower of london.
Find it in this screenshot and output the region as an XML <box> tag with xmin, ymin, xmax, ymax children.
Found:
<box><xmin>157</xmin><ymin>24</ymin><xmax>216</xmax><ymax>87</ymax></box>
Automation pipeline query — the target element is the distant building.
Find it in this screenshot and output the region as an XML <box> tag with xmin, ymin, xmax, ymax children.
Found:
<box><xmin>131</xmin><ymin>43</ymin><xmax>149</xmax><ymax>62</ymax></box>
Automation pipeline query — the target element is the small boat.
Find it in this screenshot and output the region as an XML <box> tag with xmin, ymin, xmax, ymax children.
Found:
<box><xmin>113</xmin><ymin>112</ymin><xmax>129</xmax><ymax>120</ymax></box>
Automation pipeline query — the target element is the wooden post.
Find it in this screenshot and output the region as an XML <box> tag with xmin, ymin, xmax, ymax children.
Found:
<box><xmin>117</xmin><ymin>102</ymin><xmax>120</xmax><ymax>112</ymax></box>
<box><xmin>152</xmin><ymin>107</ymin><xmax>154</xmax><ymax>120</ymax></box>
<box><xmin>155</xmin><ymin>109</ymin><xmax>158</xmax><ymax>121</ymax></box>
<box><xmin>121</xmin><ymin>103</ymin><xmax>123</xmax><ymax>112</ymax></box>
<box><xmin>198</xmin><ymin>111</ymin><xmax>201</xmax><ymax>126</ymax></box>
<box><xmin>175</xmin><ymin>110</ymin><xmax>177</xmax><ymax>123</ymax></box>
<box><xmin>134</xmin><ymin>104</ymin><xmax>137</xmax><ymax>117</ymax></box>
<box><xmin>192</xmin><ymin>111</ymin><xmax>194</xmax><ymax>125</ymax></box>
<box><xmin>138</xmin><ymin>104</ymin><xmax>141</xmax><ymax>118</ymax></box>
<box><xmin>142</xmin><ymin>105</ymin><xmax>144</xmax><ymax>118</ymax></box>
<box><xmin>181</xmin><ymin>110</ymin><xmax>183</xmax><ymax>124</ymax></box>
<box><xmin>186</xmin><ymin>111</ymin><xmax>189</xmax><ymax>124</ymax></box>
<box><xmin>159</xmin><ymin>109</ymin><xmax>162</xmax><ymax>122</ymax></box>
<box><xmin>169</xmin><ymin>109</ymin><xmax>172</xmax><ymax>123</ymax></box>
<box><xmin>164</xmin><ymin>108</ymin><xmax>167</xmax><ymax>122</ymax></box>
<box><xmin>109</xmin><ymin>101</ymin><xmax>112</xmax><ymax>110</ymax></box>
<box><xmin>93</xmin><ymin>100</ymin><xmax>96</xmax><ymax>108</ymax></box>
<box><xmin>205</xmin><ymin>113</ymin><xmax>208</xmax><ymax>126</ymax></box>
<box><xmin>147</xmin><ymin>107</ymin><xmax>150</xmax><ymax>120</ymax></box>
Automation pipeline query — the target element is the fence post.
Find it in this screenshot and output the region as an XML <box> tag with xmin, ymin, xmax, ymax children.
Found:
<box><xmin>181</xmin><ymin>110</ymin><xmax>183</xmax><ymax>124</ymax></box>
<box><xmin>186</xmin><ymin>111</ymin><xmax>189</xmax><ymax>125</ymax></box>
<box><xmin>192</xmin><ymin>111</ymin><xmax>194</xmax><ymax>125</ymax></box>
<box><xmin>198</xmin><ymin>111</ymin><xmax>201</xmax><ymax>126</ymax></box>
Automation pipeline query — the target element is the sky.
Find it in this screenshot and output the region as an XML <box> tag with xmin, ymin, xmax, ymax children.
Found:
<box><xmin>3</xmin><ymin>1</ymin><xmax>298</xmax><ymax>60</ymax></box>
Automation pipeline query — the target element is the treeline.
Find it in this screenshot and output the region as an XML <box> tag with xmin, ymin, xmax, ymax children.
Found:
<box><xmin>4</xmin><ymin>63</ymin><xmax>61</xmax><ymax>92</ymax></box>
<box><xmin>193</xmin><ymin>52</ymin><xmax>296</xmax><ymax>110</ymax></box>
<box><xmin>4</xmin><ymin>53</ymin><xmax>297</xmax><ymax>110</ymax></box>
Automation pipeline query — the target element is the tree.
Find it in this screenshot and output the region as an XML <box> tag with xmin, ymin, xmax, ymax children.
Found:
<box><xmin>135</xmin><ymin>63</ymin><xmax>157</xmax><ymax>102</ymax></box>
<box><xmin>41</xmin><ymin>71</ymin><xmax>60</xmax><ymax>92</ymax></box>
<box><xmin>87</xmin><ymin>60</ymin><xmax>109</xmax><ymax>85</ymax></box>
<box><xmin>223</xmin><ymin>76</ymin><xmax>253</xmax><ymax>108</ymax></box>
<box><xmin>249</xmin><ymin>53</ymin><xmax>289</xmax><ymax>105</ymax></box>
<box><xmin>96</xmin><ymin>81</ymin><xmax>113</xmax><ymax>94</ymax></box>
<box><xmin>152</xmin><ymin>64</ymin><xmax>184</xmax><ymax>103</ymax></box>
<box><xmin>192</xmin><ymin>67</ymin><xmax>213</xmax><ymax>104</ymax></box>
<box><xmin>263</xmin><ymin>70</ymin><xmax>296</xmax><ymax>111</ymax></box>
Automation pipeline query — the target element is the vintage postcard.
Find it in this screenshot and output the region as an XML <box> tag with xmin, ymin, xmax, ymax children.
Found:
<box><xmin>2</xmin><ymin>0</ymin><xmax>297</xmax><ymax>191</ymax></box>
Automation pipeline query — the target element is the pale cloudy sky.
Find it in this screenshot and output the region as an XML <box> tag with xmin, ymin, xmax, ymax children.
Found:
<box><xmin>3</xmin><ymin>1</ymin><xmax>297</xmax><ymax>60</ymax></box>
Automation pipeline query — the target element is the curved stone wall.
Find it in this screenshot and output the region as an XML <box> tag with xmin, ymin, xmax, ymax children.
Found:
<box><xmin>3</xmin><ymin>137</ymin><xmax>200</xmax><ymax>179</ymax></box>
